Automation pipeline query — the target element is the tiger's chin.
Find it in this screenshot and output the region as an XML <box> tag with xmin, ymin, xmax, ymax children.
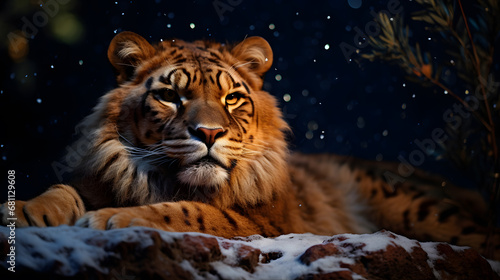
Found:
<box><xmin>177</xmin><ymin>160</ymin><xmax>229</xmax><ymax>188</ymax></box>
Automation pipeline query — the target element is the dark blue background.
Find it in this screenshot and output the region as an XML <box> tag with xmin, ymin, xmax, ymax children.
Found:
<box><xmin>0</xmin><ymin>0</ymin><xmax>488</xmax><ymax>201</ymax></box>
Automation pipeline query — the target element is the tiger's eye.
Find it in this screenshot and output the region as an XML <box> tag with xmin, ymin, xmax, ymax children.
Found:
<box><xmin>153</xmin><ymin>88</ymin><xmax>178</xmax><ymax>103</ymax></box>
<box><xmin>225</xmin><ymin>93</ymin><xmax>241</xmax><ymax>106</ymax></box>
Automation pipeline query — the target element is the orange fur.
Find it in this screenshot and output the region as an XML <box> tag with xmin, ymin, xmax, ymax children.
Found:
<box><xmin>1</xmin><ymin>32</ymin><xmax>498</xmax><ymax>260</ymax></box>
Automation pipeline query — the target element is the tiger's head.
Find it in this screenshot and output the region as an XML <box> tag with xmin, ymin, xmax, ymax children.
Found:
<box><xmin>76</xmin><ymin>32</ymin><xmax>290</xmax><ymax>209</ymax></box>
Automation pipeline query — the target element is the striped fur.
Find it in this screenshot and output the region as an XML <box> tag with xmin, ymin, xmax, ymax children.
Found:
<box><xmin>1</xmin><ymin>32</ymin><xmax>498</xmax><ymax>260</ymax></box>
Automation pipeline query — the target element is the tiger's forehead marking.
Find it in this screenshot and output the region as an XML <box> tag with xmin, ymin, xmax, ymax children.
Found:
<box><xmin>145</xmin><ymin>42</ymin><xmax>251</xmax><ymax>97</ymax></box>
<box><xmin>152</xmin><ymin>63</ymin><xmax>249</xmax><ymax>97</ymax></box>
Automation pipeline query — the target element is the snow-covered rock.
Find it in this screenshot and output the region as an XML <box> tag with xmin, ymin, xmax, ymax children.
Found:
<box><xmin>0</xmin><ymin>226</ymin><xmax>498</xmax><ymax>279</ymax></box>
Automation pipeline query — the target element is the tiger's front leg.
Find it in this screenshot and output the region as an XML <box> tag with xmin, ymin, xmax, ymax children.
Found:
<box><xmin>76</xmin><ymin>201</ymin><xmax>283</xmax><ymax>238</ymax></box>
<box><xmin>0</xmin><ymin>184</ymin><xmax>86</xmax><ymax>227</ymax></box>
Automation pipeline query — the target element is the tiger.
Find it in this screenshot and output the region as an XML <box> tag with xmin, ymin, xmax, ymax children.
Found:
<box><xmin>1</xmin><ymin>31</ymin><xmax>499</xmax><ymax>260</ymax></box>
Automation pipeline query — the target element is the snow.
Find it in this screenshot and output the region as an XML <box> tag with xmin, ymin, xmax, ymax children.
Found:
<box><xmin>214</xmin><ymin>232</ymin><xmax>418</xmax><ymax>279</ymax></box>
<box><xmin>488</xmin><ymin>260</ymin><xmax>500</xmax><ymax>275</ymax></box>
<box><xmin>330</xmin><ymin>231</ymin><xmax>420</xmax><ymax>254</ymax></box>
<box><xmin>0</xmin><ymin>225</ymin><xmax>178</xmax><ymax>275</ymax></box>
<box><xmin>1</xmin><ymin>226</ymin><xmax>109</xmax><ymax>275</ymax></box>
<box><xmin>420</xmin><ymin>242</ymin><xmax>444</xmax><ymax>278</ymax></box>
<box><xmin>233</xmin><ymin>234</ymin><xmax>336</xmax><ymax>279</ymax></box>
<box><xmin>1</xmin><ymin>226</ymin><xmax>498</xmax><ymax>279</ymax></box>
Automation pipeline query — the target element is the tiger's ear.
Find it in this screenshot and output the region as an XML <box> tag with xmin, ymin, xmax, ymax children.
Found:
<box><xmin>231</xmin><ymin>37</ymin><xmax>273</xmax><ymax>76</ymax></box>
<box><xmin>107</xmin><ymin>31</ymin><xmax>156</xmax><ymax>84</ymax></box>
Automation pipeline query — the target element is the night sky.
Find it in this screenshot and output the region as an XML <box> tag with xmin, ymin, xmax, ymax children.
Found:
<box><xmin>1</xmin><ymin>0</ymin><xmax>494</xmax><ymax>201</ymax></box>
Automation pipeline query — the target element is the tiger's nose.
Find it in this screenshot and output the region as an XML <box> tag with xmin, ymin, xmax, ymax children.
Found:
<box><xmin>191</xmin><ymin>127</ymin><xmax>225</xmax><ymax>148</ymax></box>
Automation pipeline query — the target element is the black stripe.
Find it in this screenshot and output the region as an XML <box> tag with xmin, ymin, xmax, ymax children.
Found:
<box><xmin>140</xmin><ymin>91</ymin><xmax>150</xmax><ymax>117</ymax></box>
<box><xmin>22</xmin><ymin>206</ymin><xmax>34</xmax><ymax>226</ymax></box>
<box><xmin>403</xmin><ymin>210</ymin><xmax>410</xmax><ymax>231</ymax></box>
<box><xmin>197</xmin><ymin>216</ymin><xmax>205</xmax><ymax>231</ymax></box>
<box><xmin>173</xmin><ymin>53</ymin><xmax>183</xmax><ymax>60</ymax></box>
<box><xmin>210</xmin><ymin>51</ymin><xmax>223</xmax><ymax>60</ymax></box>
<box><xmin>216</xmin><ymin>70</ymin><xmax>223</xmax><ymax>90</ymax></box>
<box><xmin>247</xmin><ymin>97</ymin><xmax>255</xmax><ymax>117</ymax></box>
<box><xmin>269</xmin><ymin>221</ymin><xmax>284</xmax><ymax>235</ymax></box>
<box><xmin>208</xmin><ymin>58</ymin><xmax>223</xmax><ymax>66</ymax></box>
<box><xmin>159</xmin><ymin>75</ymin><xmax>171</xmax><ymax>85</ymax></box>
<box><xmin>43</xmin><ymin>215</ymin><xmax>52</xmax><ymax>227</ymax></box>
<box><xmin>209</xmin><ymin>75</ymin><xmax>215</xmax><ymax>85</ymax></box>
<box><xmin>181</xmin><ymin>68</ymin><xmax>191</xmax><ymax>89</ymax></box>
<box><xmin>131</xmin><ymin>167</ymin><xmax>138</xmax><ymax>183</ymax></box>
<box><xmin>438</xmin><ymin>205</ymin><xmax>460</xmax><ymax>222</ymax></box>
<box><xmin>227</xmin><ymin>159</ymin><xmax>238</xmax><ymax>173</ymax></box>
<box><xmin>98</xmin><ymin>154</ymin><xmax>120</xmax><ymax>177</ymax></box>
<box><xmin>182</xmin><ymin>207</ymin><xmax>189</xmax><ymax>217</ymax></box>
<box><xmin>145</xmin><ymin>77</ymin><xmax>153</xmax><ymax>90</ymax></box>
<box><xmin>193</xmin><ymin>74</ymin><xmax>197</xmax><ymax>84</ymax></box>
<box><xmin>165</xmin><ymin>69</ymin><xmax>177</xmax><ymax>85</ymax></box>
<box><xmin>74</xmin><ymin>197</ymin><xmax>81</xmax><ymax>212</ymax></box>
<box><xmin>221</xmin><ymin>210</ymin><xmax>238</xmax><ymax>229</ymax></box>
<box><xmin>134</xmin><ymin>109</ymin><xmax>139</xmax><ymax>126</ymax></box>
<box><xmin>231</xmin><ymin>205</ymin><xmax>268</xmax><ymax>235</ymax></box>
<box><xmin>234</xmin><ymin>82</ymin><xmax>241</xmax><ymax>88</ymax></box>
<box><xmin>382</xmin><ymin>183</ymin><xmax>398</xmax><ymax>198</ymax></box>
<box><xmin>226</xmin><ymin>71</ymin><xmax>236</xmax><ymax>85</ymax></box>
<box><xmin>461</xmin><ymin>226</ymin><xmax>476</xmax><ymax>235</ymax></box>
<box><xmin>164</xmin><ymin>215</ymin><xmax>171</xmax><ymax>224</ymax></box>
<box><xmin>240</xmin><ymin>125</ymin><xmax>247</xmax><ymax>134</ymax></box>
<box><xmin>156</xmin><ymin>124</ymin><xmax>166</xmax><ymax>133</ymax></box>
<box><xmin>174</xmin><ymin>58</ymin><xmax>187</xmax><ymax>64</ymax></box>
<box><xmin>412</xmin><ymin>191</ymin><xmax>425</xmax><ymax>200</ymax></box>
<box><xmin>417</xmin><ymin>200</ymin><xmax>437</xmax><ymax>222</ymax></box>
<box><xmin>224</xmin><ymin>145</ymin><xmax>242</xmax><ymax>151</ymax></box>
<box><xmin>241</xmin><ymin>81</ymin><xmax>251</xmax><ymax>94</ymax></box>
<box><xmin>119</xmin><ymin>166</ymin><xmax>129</xmax><ymax>178</ymax></box>
<box><xmin>169</xmin><ymin>49</ymin><xmax>177</xmax><ymax>56</ymax></box>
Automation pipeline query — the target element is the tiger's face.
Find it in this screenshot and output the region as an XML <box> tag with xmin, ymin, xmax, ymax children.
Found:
<box><xmin>129</xmin><ymin>56</ymin><xmax>257</xmax><ymax>188</ymax></box>
<box><xmin>83</xmin><ymin>32</ymin><xmax>289</xmax><ymax>208</ymax></box>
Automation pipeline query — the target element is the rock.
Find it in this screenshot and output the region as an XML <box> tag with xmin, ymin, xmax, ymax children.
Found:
<box><xmin>0</xmin><ymin>226</ymin><xmax>498</xmax><ymax>279</ymax></box>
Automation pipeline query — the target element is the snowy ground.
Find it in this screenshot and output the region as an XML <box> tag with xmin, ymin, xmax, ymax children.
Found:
<box><xmin>0</xmin><ymin>226</ymin><xmax>498</xmax><ymax>279</ymax></box>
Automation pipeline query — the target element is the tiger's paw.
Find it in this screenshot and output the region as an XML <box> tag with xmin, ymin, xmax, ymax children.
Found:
<box><xmin>0</xmin><ymin>200</ymin><xmax>29</xmax><ymax>227</ymax></box>
<box><xmin>0</xmin><ymin>200</ymin><xmax>68</xmax><ymax>227</ymax></box>
<box><xmin>75</xmin><ymin>207</ymin><xmax>158</xmax><ymax>230</ymax></box>
<box><xmin>1</xmin><ymin>185</ymin><xmax>85</xmax><ymax>228</ymax></box>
